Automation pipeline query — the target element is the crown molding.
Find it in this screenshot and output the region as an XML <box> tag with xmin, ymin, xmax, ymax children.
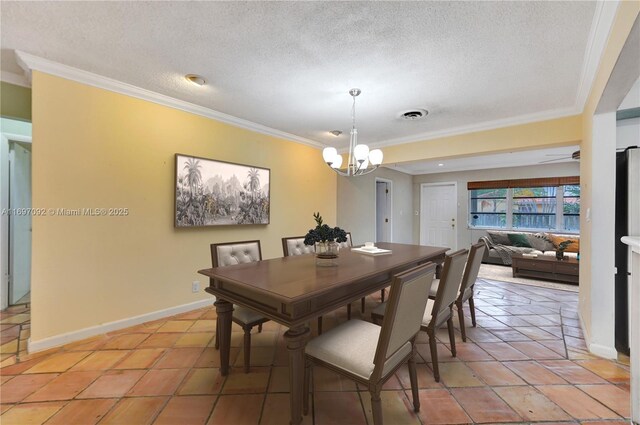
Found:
<box><xmin>381</xmin><ymin>163</ymin><xmax>417</xmax><ymax>175</ymax></box>
<box><xmin>14</xmin><ymin>50</ymin><xmax>324</xmax><ymax>149</ymax></box>
<box><xmin>0</xmin><ymin>70</ymin><xmax>30</xmax><ymax>88</ymax></box>
<box><xmin>574</xmin><ymin>0</ymin><xmax>621</xmax><ymax>111</ymax></box>
<box><xmin>366</xmin><ymin>106</ymin><xmax>580</xmax><ymax>150</ymax></box>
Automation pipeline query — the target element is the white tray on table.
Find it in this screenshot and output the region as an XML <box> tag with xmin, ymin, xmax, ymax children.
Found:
<box><xmin>351</xmin><ymin>246</ymin><xmax>392</xmax><ymax>256</ymax></box>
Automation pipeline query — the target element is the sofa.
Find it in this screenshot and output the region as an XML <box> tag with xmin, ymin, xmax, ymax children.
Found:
<box><xmin>479</xmin><ymin>230</ymin><xmax>579</xmax><ymax>266</ymax></box>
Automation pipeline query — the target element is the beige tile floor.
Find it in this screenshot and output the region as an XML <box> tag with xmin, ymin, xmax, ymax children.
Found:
<box><xmin>0</xmin><ymin>278</ymin><xmax>631</xmax><ymax>425</ymax></box>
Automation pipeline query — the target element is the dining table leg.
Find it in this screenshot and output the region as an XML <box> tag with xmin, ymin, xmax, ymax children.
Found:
<box><xmin>214</xmin><ymin>298</ymin><xmax>234</xmax><ymax>376</ymax></box>
<box><xmin>284</xmin><ymin>324</ymin><xmax>311</xmax><ymax>425</ymax></box>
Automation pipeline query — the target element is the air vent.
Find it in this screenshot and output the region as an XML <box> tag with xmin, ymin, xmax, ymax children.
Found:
<box><xmin>400</xmin><ymin>109</ymin><xmax>429</xmax><ymax>120</ymax></box>
<box><xmin>571</xmin><ymin>150</ymin><xmax>580</xmax><ymax>160</ymax></box>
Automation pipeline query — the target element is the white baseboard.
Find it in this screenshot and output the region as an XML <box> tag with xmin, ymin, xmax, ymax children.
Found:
<box><xmin>578</xmin><ymin>309</ymin><xmax>617</xmax><ymax>359</ymax></box>
<box><xmin>588</xmin><ymin>342</ymin><xmax>618</xmax><ymax>359</ymax></box>
<box><xmin>27</xmin><ymin>298</ymin><xmax>214</xmax><ymax>353</ymax></box>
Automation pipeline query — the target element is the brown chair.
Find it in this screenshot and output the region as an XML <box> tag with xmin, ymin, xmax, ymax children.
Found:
<box><xmin>337</xmin><ymin>233</ymin><xmax>384</xmax><ymax>313</ymax></box>
<box><xmin>372</xmin><ymin>249</ymin><xmax>468</xmax><ymax>382</ymax></box>
<box><xmin>427</xmin><ymin>242</ymin><xmax>486</xmax><ymax>341</ymax></box>
<box><xmin>282</xmin><ymin>233</ymin><xmax>363</xmax><ymax>321</ymax></box>
<box><xmin>282</xmin><ymin>236</ymin><xmax>325</xmax><ymax>333</ymax></box>
<box><xmin>304</xmin><ymin>262</ymin><xmax>437</xmax><ymax>425</ymax></box>
<box><xmin>211</xmin><ymin>240</ymin><xmax>270</xmax><ymax>373</ymax></box>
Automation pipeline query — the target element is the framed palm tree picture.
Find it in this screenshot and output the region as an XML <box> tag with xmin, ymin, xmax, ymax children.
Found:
<box><xmin>175</xmin><ymin>154</ymin><xmax>270</xmax><ymax>227</ymax></box>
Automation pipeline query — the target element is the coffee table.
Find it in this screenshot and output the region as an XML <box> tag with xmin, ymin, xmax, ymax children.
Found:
<box><xmin>511</xmin><ymin>253</ymin><xmax>579</xmax><ymax>284</ymax></box>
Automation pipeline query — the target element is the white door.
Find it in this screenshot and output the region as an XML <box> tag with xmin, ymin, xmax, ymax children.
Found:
<box><xmin>9</xmin><ymin>142</ymin><xmax>31</xmax><ymax>304</ymax></box>
<box><xmin>420</xmin><ymin>183</ymin><xmax>457</xmax><ymax>249</ymax></box>
<box><xmin>376</xmin><ymin>180</ymin><xmax>391</xmax><ymax>242</ymax></box>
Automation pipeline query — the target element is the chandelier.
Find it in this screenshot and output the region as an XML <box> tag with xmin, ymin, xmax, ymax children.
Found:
<box><xmin>322</xmin><ymin>89</ymin><xmax>383</xmax><ymax>176</ymax></box>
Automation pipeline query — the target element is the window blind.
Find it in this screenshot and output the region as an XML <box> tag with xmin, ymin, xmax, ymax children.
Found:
<box><xmin>467</xmin><ymin>176</ymin><xmax>579</xmax><ymax>190</ymax></box>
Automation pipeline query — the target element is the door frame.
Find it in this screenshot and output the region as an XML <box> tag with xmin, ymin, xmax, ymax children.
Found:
<box><xmin>419</xmin><ymin>182</ymin><xmax>458</xmax><ymax>250</ymax></box>
<box><xmin>375</xmin><ymin>177</ymin><xmax>393</xmax><ymax>243</ymax></box>
<box><xmin>1</xmin><ymin>132</ymin><xmax>32</xmax><ymax>310</ymax></box>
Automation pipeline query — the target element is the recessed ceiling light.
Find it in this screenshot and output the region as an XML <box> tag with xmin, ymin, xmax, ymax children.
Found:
<box><xmin>185</xmin><ymin>74</ymin><xmax>206</xmax><ymax>86</ymax></box>
<box><xmin>329</xmin><ymin>130</ymin><xmax>342</xmax><ymax>137</ymax></box>
<box><xmin>438</xmin><ymin>163</ymin><xmax>444</xmax><ymax>167</ymax></box>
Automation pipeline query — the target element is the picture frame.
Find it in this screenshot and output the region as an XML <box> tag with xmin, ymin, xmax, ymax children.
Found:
<box><xmin>175</xmin><ymin>153</ymin><xmax>270</xmax><ymax>227</ymax></box>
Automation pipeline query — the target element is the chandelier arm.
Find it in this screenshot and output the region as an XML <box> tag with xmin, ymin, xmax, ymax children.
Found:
<box><xmin>323</xmin><ymin>88</ymin><xmax>380</xmax><ymax>178</ymax></box>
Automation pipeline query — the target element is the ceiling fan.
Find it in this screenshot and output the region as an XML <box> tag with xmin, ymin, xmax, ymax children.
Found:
<box><xmin>539</xmin><ymin>146</ymin><xmax>636</xmax><ymax>164</ymax></box>
<box><xmin>539</xmin><ymin>150</ymin><xmax>581</xmax><ymax>164</ymax></box>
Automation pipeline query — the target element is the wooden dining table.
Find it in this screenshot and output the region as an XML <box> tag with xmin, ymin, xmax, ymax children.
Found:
<box><xmin>198</xmin><ymin>242</ymin><xmax>448</xmax><ymax>425</ymax></box>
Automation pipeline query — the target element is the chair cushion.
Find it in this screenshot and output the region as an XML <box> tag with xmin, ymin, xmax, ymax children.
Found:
<box><xmin>371</xmin><ymin>301</ymin><xmax>387</xmax><ymax>318</ymax></box>
<box><xmin>306</xmin><ymin>319</ymin><xmax>411</xmax><ymax>380</ymax></box>
<box><xmin>421</xmin><ymin>299</ymin><xmax>435</xmax><ymax>327</ymax></box>
<box><xmin>429</xmin><ymin>278</ymin><xmax>440</xmax><ymax>298</ymax></box>
<box><xmin>233</xmin><ymin>305</ymin><xmax>266</xmax><ymax>324</ymax></box>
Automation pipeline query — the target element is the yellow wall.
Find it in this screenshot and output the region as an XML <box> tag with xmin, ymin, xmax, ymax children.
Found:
<box><xmin>31</xmin><ymin>72</ymin><xmax>336</xmax><ymax>342</ymax></box>
<box><xmin>579</xmin><ymin>2</ymin><xmax>640</xmax><ymax>338</ymax></box>
<box><xmin>382</xmin><ymin>114</ymin><xmax>582</xmax><ymax>165</ymax></box>
<box><xmin>0</xmin><ymin>81</ymin><xmax>32</xmax><ymax>122</ymax></box>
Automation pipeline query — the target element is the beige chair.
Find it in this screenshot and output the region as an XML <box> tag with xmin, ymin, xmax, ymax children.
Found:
<box><xmin>304</xmin><ymin>262</ymin><xmax>437</xmax><ymax>425</ymax></box>
<box><xmin>282</xmin><ymin>233</ymin><xmax>364</xmax><ymax>322</ymax></box>
<box><xmin>372</xmin><ymin>249</ymin><xmax>468</xmax><ymax>382</ymax></box>
<box><xmin>211</xmin><ymin>240</ymin><xmax>270</xmax><ymax>373</ymax></box>
<box><xmin>427</xmin><ymin>242</ymin><xmax>486</xmax><ymax>341</ymax></box>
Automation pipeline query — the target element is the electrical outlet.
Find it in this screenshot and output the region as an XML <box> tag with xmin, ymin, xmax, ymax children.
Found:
<box><xmin>192</xmin><ymin>281</ymin><xmax>200</xmax><ymax>293</ymax></box>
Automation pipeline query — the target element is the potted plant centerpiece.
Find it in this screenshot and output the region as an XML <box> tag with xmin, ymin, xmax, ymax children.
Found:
<box><xmin>555</xmin><ymin>240</ymin><xmax>573</xmax><ymax>260</ymax></box>
<box><xmin>304</xmin><ymin>212</ymin><xmax>348</xmax><ymax>266</ymax></box>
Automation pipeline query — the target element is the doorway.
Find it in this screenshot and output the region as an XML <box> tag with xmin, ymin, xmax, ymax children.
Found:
<box><xmin>375</xmin><ymin>178</ymin><xmax>392</xmax><ymax>243</ymax></box>
<box><xmin>1</xmin><ymin>125</ymin><xmax>32</xmax><ymax>310</ymax></box>
<box><xmin>420</xmin><ymin>182</ymin><xmax>457</xmax><ymax>249</ymax></box>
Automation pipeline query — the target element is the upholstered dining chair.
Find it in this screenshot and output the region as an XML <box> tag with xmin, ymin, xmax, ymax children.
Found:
<box><xmin>304</xmin><ymin>262</ymin><xmax>437</xmax><ymax>425</ymax></box>
<box><xmin>337</xmin><ymin>233</ymin><xmax>386</xmax><ymax>313</ymax></box>
<box><xmin>211</xmin><ymin>240</ymin><xmax>270</xmax><ymax>373</ymax></box>
<box><xmin>427</xmin><ymin>242</ymin><xmax>486</xmax><ymax>342</ymax></box>
<box><xmin>281</xmin><ymin>236</ymin><xmax>325</xmax><ymax>333</ymax></box>
<box><xmin>281</xmin><ymin>233</ymin><xmax>363</xmax><ymax>322</ymax></box>
<box><xmin>372</xmin><ymin>249</ymin><xmax>468</xmax><ymax>382</ymax></box>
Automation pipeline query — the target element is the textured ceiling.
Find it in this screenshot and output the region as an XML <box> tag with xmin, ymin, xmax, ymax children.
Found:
<box><xmin>1</xmin><ymin>1</ymin><xmax>596</xmax><ymax>151</ymax></box>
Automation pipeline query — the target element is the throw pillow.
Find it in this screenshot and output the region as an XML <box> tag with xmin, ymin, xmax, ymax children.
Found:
<box><xmin>507</xmin><ymin>233</ymin><xmax>532</xmax><ymax>248</ymax></box>
<box><xmin>487</xmin><ymin>231</ymin><xmax>510</xmax><ymax>245</ymax></box>
<box><xmin>527</xmin><ymin>233</ymin><xmax>555</xmax><ymax>252</ymax></box>
<box><xmin>548</xmin><ymin>234</ymin><xmax>580</xmax><ymax>253</ymax></box>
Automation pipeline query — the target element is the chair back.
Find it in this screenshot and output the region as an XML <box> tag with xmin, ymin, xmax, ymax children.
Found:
<box><xmin>337</xmin><ymin>232</ymin><xmax>352</xmax><ymax>250</ymax></box>
<box><xmin>429</xmin><ymin>249</ymin><xmax>468</xmax><ymax>328</ymax></box>
<box><xmin>458</xmin><ymin>242</ymin><xmax>486</xmax><ymax>304</ymax></box>
<box><xmin>372</xmin><ymin>262</ymin><xmax>436</xmax><ymax>380</ymax></box>
<box><xmin>282</xmin><ymin>237</ymin><xmax>315</xmax><ymax>256</ymax></box>
<box><xmin>210</xmin><ymin>240</ymin><xmax>262</xmax><ymax>267</ymax></box>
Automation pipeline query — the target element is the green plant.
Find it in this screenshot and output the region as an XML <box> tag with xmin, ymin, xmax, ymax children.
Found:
<box><xmin>303</xmin><ymin>212</ymin><xmax>348</xmax><ymax>245</ymax></box>
<box><xmin>557</xmin><ymin>240</ymin><xmax>573</xmax><ymax>252</ymax></box>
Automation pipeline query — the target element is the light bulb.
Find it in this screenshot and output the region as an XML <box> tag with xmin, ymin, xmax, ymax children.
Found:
<box><xmin>322</xmin><ymin>147</ymin><xmax>337</xmax><ymax>164</ymax></box>
<box><xmin>331</xmin><ymin>155</ymin><xmax>343</xmax><ymax>169</ymax></box>
<box><xmin>369</xmin><ymin>149</ymin><xmax>383</xmax><ymax>165</ymax></box>
<box><xmin>353</xmin><ymin>144</ymin><xmax>369</xmax><ymax>162</ymax></box>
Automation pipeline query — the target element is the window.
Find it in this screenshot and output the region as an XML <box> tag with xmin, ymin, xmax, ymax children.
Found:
<box><xmin>512</xmin><ymin>187</ymin><xmax>557</xmax><ymax>230</ymax></box>
<box><xmin>468</xmin><ymin>179</ymin><xmax>580</xmax><ymax>232</ymax></box>
<box><xmin>469</xmin><ymin>189</ymin><xmax>507</xmax><ymax>228</ymax></box>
